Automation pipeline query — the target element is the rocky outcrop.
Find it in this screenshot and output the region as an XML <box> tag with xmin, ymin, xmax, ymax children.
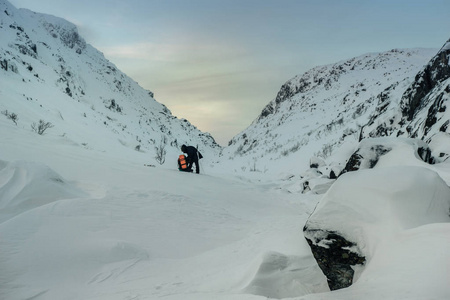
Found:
<box><xmin>363</xmin><ymin>38</ymin><xmax>450</xmax><ymax>141</ymax></box>
<box><xmin>303</xmin><ymin>229</ymin><xmax>365</xmax><ymax>290</ymax></box>
<box><xmin>401</xmin><ymin>39</ymin><xmax>450</xmax><ymax>121</ymax></box>
<box><xmin>222</xmin><ymin>48</ymin><xmax>435</xmax><ymax>173</ymax></box>
<box><xmin>341</xmin><ymin>137</ymin><xmax>432</xmax><ymax>175</ymax></box>
<box><xmin>428</xmin><ymin>132</ymin><xmax>450</xmax><ymax>163</ymax></box>
<box><xmin>303</xmin><ymin>147</ymin><xmax>450</xmax><ymax>291</ymax></box>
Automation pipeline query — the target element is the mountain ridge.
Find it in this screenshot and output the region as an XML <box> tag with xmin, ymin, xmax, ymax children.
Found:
<box><xmin>362</xmin><ymin>38</ymin><xmax>450</xmax><ymax>141</ymax></box>
<box><xmin>0</xmin><ymin>0</ymin><xmax>220</xmax><ymax>167</ymax></box>
<box><xmin>221</xmin><ymin>47</ymin><xmax>438</xmax><ymax>174</ymax></box>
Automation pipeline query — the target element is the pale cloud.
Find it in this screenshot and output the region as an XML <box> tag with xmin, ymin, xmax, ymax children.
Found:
<box><xmin>99</xmin><ymin>39</ymin><xmax>260</xmax><ymax>145</ymax></box>
<box><xmin>101</xmin><ymin>40</ymin><xmax>247</xmax><ymax>64</ymax></box>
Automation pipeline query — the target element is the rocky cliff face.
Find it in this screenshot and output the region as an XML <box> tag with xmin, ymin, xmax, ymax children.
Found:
<box><xmin>401</xmin><ymin>39</ymin><xmax>450</xmax><ymax>122</ymax></box>
<box><xmin>0</xmin><ymin>0</ymin><xmax>220</xmax><ymax>161</ymax></box>
<box><xmin>363</xmin><ymin>39</ymin><xmax>450</xmax><ymax>141</ymax></box>
<box><xmin>220</xmin><ymin>48</ymin><xmax>436</xmax><ymax>174</ymax></box>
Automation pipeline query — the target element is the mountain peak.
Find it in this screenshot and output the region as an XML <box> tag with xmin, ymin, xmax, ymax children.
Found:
<box><xmin>0</xmin><ymin>0</ymin><xmax>220</xmax><ymax>166</ymax></box>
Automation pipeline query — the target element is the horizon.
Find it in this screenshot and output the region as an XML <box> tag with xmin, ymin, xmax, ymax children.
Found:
<box><xmin>7</xmin><ymin>0</ymin><xmax>450</xmax><ymax>145</ymax></box>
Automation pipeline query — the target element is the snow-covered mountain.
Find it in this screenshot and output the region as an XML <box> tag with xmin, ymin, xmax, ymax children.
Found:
<box><xmin>221</xmin><ymin>48</ymin><xmax>437</xmax><ymax>174</ymax></box>
<box><xmin>1</xmin><ymin>1</ymin><xmax>450</xmax><ymax>299</ymax></box>
<box><xmin>362</xmin><ymin>38</ymin><xmax>450</xmax><ymax>141</ymax></box>
<box><xmin>0</xmin><ymin>0</ymin><xmax>220</xmax><ymax>166</ymax></box>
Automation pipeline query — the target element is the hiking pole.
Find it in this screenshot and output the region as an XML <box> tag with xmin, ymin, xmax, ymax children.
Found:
<box><xmin>197</xmin><ymin>144</ymin><xmax>205</xmax><ymax>175</ymax></box>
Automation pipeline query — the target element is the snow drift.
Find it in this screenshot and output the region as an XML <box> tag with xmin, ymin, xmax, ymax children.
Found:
<box><xmin>0</xmin><ymin>160</ymin><xmax>87</xmax><ymax>223</ymax></box>
<box><xmin>303</xmin><ymin>137</ymin><xmax>450</xmax><ymax>293</ymax></box>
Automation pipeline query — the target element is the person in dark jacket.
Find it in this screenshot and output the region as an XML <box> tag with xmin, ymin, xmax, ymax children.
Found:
<box><xmin>181</xmin><ymin>144</ymin><xmax>203</xmax><ymax>174</ymax></box>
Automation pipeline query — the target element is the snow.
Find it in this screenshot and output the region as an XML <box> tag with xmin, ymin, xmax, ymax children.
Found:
<box><xmin>1</xmin><ymin>1</ymin><xmax>450</xmax><ymax>299</ymax></box>
<box><xmin>298</xmin><ymin>223</ymin><xmax>450</xmax><ymax>300</ymax></box>
<box><xmin>0</xmin><ymin>127</ymin><xmax>328</xmax><ymax>299</ymax></box>
<box><xmin>439</xmin><ymin>39</ymin><xmax>450</xmax><ymax>55</ymax></box>
<box><xmin>306</xmin><ymin>166</ymin><xmax>450</xmax><ymax>255</ymax></box>
<box><xmin>222</xmin><ymin>48</ymin><xmax>438</xmax><ymax>175</ymax></box>
<box><xmin>1</xmin><ymin>129</ymin><xmax>449</xmax><ymax>299</ymax></box>
<box><xmin>0</xmin><ymin>0</ymin><xmax>220</xmax><ymax>165</ymax></box>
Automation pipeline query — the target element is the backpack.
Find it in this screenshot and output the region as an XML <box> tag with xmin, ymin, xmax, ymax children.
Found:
<box><xmin>178</xmin><ymin>154</ymin><xmax>188</xmax><ymax>170</ymax></box>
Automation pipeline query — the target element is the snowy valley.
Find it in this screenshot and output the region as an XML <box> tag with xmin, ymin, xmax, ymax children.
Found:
<box><xmin>1</xmin><ymin>1</ymin><xmax>450</xmax><ymax>299</ymax></box>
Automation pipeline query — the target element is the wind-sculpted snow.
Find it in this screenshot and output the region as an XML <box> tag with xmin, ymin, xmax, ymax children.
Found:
<box><xmin>0</xmin><ymin>154</ymin><xmax>326</xmax><ymax>299</ymax></box>
<box><xmin>304</xmin><ymin>166</ymin><xmax>450</xmax><ymax>292</ymax></box>
<box><xmin>2</xmin><ymin>133</ymin><xmax>450</xmax><ymax>299</ymax></box>
<box><xmin>0</xmin><ymin>160</ymin><xmax>87</xmax><ymax>223</ymax></box>
<box><xmin>243</xmin><ymin>251</ymin><xmax>328</xmax><ymax>298</ymax></box>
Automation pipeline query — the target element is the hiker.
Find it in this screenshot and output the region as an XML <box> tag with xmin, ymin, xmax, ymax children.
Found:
<box><xmin>181</xmin><ymin>144</ymin><xmax>203</xmax><ymax>174</ymax></box>
<box><xmin>178</xmin><ymin>154</ymin><xmax>192</xmax><ymax>172</ymax></box>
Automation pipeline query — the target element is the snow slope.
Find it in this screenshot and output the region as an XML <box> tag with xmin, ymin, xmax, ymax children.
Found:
<box><xmin>0</xmin><ymin>125</ymin><xmax>328</xmax><ymax>300</ymax></box>
<box><xmin>221</xmin><ymin>48</ymin><xmax>437</xmax><ymax>175</ymax></box>
<box><xmin>1</xmin><ymin>113</ymin><xmax>450</xmax><ymax>300</ymax></box>
<box><xmin>0</xmin><ymin>0</ymin><xmax>220</xmax><ymax>165</ymax></box>
<box><xmin>363</xmin><ymin>38</ymin><xmax>450</xmax><ymax>142</ymax></box>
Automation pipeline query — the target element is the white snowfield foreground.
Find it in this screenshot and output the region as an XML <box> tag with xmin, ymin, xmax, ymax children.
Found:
<box><xmin>0</xmin><ymin>154</ymin><xmax>327</xmax><ymax>300</ymax></box>
<box><xmin>1</xmin><ymin>135</ymin><xmax>450</xmax><ymax>300</ymax></box>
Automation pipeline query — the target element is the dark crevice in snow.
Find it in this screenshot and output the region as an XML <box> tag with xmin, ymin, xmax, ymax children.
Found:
<box><xmin>303</xmin><ymin>229</ymin><xmax>366</xmax><ymax>291</ymax></box>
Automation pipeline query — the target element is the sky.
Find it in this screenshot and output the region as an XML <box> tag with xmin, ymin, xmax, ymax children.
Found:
<box><xmin>7</xmin><ymin>0</ymin><xmax>450</xmax><ymax>145</ymax></box>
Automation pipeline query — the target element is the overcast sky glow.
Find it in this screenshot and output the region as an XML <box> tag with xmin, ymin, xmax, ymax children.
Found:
<box><xmin>8</xmin><ymin>0</ymin><xmax>450</xmax><ymax>145</ymax></box>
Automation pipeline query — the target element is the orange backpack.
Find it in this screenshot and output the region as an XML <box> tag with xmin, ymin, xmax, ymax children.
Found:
<box><xmin>179</xmin><ymin>155</ymin><xmax>188</xmax><ymax>170</ymax></box>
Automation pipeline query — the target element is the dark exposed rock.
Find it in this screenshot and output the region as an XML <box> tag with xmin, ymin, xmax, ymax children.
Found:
<box><xmin>401</xmin><ymin>39</ymin><xmax>450</xmax><ymax>121</ymax></box>
<box><xmin>329</xmin><ymin>170</ymin><xmax>337</xmax><ymax>179</ymax></box>
<box><xmin>303</xmin><ymin>165</ymin><xmax>450</xmax><ymax>293</ymax></box>
<box><xmin>342</xmin><ymin>144</ymin><xmax>391</xmax><ymax>174</ymax></box>
<box><xmin>342</xmin><ymin>153</ymin><xmax>363</xmax><ymax>173</ymax></box>
<box><xmin>361</xmin><ymin>39</ymin><xmax>450</xmax><ymax>142</ymax></box>
<box><xmin>424</xmin><ymin>93</ymin><xmax>447</xmax><ymax>136</ymax></box>
<box><xmin>29</xmin><ymin>43</ymin><xmax>37</xmax><ymax>54</ymax></box>
<box><xmin>417</xmin><ymin>146</ymin><xmax>433</xmax><ymax>164</ymax></box>
<box><xmin>14</xmin><ymin>43</ymin><xmax>37</xmax><ymax>58</ymax></box>
<box><xmin>258</xmin><ymin>102</ymin><xmax>275</xmax><ymax>120</ymax></box>
<box><xmin>341</xmin><ymin>137</ymin><xmax>434</xmax><ymax>176</ymax></box>
<box><xmin>303</xmin><ymin>229</ymin><xmax>365</xmax><ymax>290</ymax></box>
<box><xmin>310</xmin><ymin>156</ymin><xmax>325</xmax><ymax>169</ymax></box>
<box><xmin>0</xmin><ymin>58</ymin><xmax>7</xmax><ymax>71</ymax></box>
<box><xmin>440</xmin><ymin>120</ymin><xmax>449</xmax><ymax>132</ymax></box>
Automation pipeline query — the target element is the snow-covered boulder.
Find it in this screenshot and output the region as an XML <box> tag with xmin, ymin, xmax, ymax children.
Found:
<box><xmin>309</xmin><ymin>157</ymin><xmax>326</xmax><ymax>169</ymax></box>
<box><xmin>290</xmin><ymin>168</ymin><xmax>335</xmax><ymax>194</ymax></box>
<box><xmin>341</xmin><ymin>137</ymin><xmax>432</xmax><ymax>174</ymax></box>
<box><xmin>428</xmin><ymin>132</ymin><xmax>450</xmax><ymax>163</ymax></box>
<box><xmin>303</xmin><ymin>166</ymin><xmax>450</xmax><ymax>290</ymax></box>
